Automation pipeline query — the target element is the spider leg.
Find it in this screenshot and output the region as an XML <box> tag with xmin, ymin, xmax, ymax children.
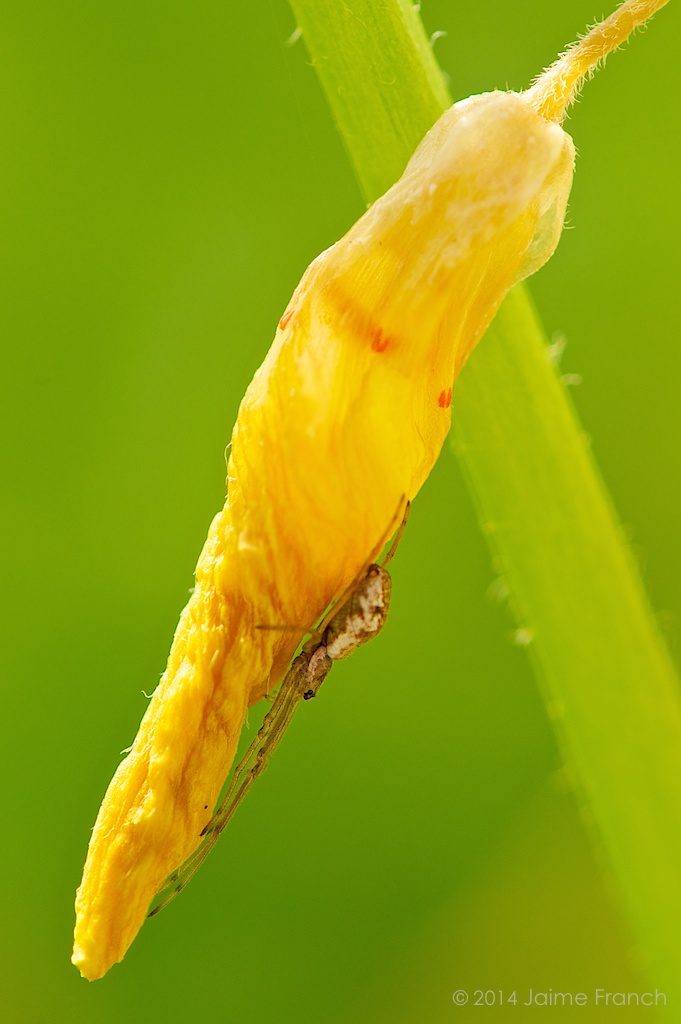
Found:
<box><xmin>382</xmin><ymin>499</ymin><xmax>410</xmax><ymax>567</ymax></box>
<box><xmin>148</xmin><ymin>653</ymin><xmax>323</xmax><ymax>917</ymax></box>
<box><xmin>306</xmin><ymin>494</ymin><xmax>409</xmax><ymax>649</ymax></box>
<box><xmin>202</xmin><ymin>661</ymin><xmax>308</xmax><ymax>840</ymax></box>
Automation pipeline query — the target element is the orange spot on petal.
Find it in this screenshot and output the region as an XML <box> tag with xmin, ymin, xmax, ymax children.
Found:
<box><xmin>438</xmin><ymin>387</ymin><xmax>453</xmax><ymax>409</ymax></box>
<box><xmin>279</xmin><ymin>309</ymin><xmax>294</xmax><ymax>331</ymax></box>
<box><xmin>371</xmin><ymin>328</ymin><xmax>391</xmax><ymax>353</ymax></box>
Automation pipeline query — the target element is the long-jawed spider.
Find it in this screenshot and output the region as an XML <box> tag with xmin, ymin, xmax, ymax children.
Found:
<box><xmin>149</xmin><ymin>500</ymin><xmax>409</xmax><ymax>917</ymax></box>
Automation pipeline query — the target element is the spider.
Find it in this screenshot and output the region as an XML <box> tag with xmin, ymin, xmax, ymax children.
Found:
<box><xmin>149</xmin><ymin>500</ymin><xmax>409</xmax><ymax>917</ymax></box>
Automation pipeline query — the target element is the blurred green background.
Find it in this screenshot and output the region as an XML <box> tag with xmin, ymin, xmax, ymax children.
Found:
<box><xmin>2</xmin><ymin>1</ymin><xmax>679</xmax><ymax>1020</ymax></box>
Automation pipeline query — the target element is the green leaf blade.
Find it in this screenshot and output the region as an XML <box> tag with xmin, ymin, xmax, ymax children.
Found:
<box><xmin>289</xmin><ymin>0</ymin><xmax>681</xmax><ymax>1001</ymax></box>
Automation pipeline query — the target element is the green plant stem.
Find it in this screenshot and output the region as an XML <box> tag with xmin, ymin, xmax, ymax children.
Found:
<box><xmin>289</xmin><ymin>0</ymin><xmax>681</xmax><ymax>999</ymax></box>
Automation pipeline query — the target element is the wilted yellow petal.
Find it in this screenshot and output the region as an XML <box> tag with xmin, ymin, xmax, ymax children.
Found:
<box><xmin>72</xmin><ymin>90</ymin><xmax>574</xmax><ymax>980</ymax></box>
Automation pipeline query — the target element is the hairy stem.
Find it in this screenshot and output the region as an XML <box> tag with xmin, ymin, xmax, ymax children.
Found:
<box><xmin>525</xmin><ymin>0</ymin><xmax>672</xmax><ymax>121</ymax></box>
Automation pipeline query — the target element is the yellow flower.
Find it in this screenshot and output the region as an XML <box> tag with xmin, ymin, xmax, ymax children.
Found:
<box><xmin>72</xmin><ymin>0</ymin><xmax>667</xmax><ymax>980</ymax></box>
